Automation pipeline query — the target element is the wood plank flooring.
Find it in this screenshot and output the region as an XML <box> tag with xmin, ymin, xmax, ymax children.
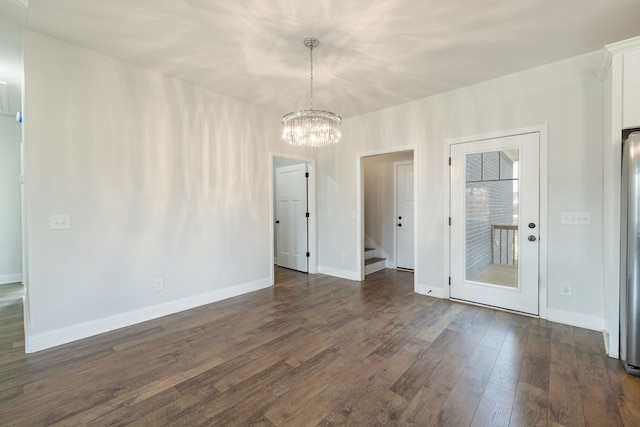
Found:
<box><xmin>1</xmin><ymin>269</ymin><xmax>640</xmax><ymax>426</ymax></box>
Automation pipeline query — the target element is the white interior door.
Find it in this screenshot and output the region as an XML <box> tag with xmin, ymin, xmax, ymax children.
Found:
<box><xmin>276</xmin><ymin>164</ymin><xmax>308</xmax><ymax>272</ymax></box>
<box><xmin>450</xmin><ymin>132</ymin><xmax>539</xmax><ymax>315</ymax></box>
<box><xmin>396</xmin><ymin>163</ymin><xmax>414</xmax><ymax>270</ymax></box>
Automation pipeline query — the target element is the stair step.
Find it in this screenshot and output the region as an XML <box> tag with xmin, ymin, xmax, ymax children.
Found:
<box><xmin>364</xmin><ymin>247</ymin><xmax>376</xmax><ymax>261</ymax></box>
<box><xmin>365</xmin><ymin>257</ymin><xmax>387</xmax><ymax>275</ymax></box>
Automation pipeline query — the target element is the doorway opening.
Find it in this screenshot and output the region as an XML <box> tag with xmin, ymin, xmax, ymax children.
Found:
<box><xmin>0</xmin><ymin>25</ymin><xmax>26</xmax><ymax>353</ymax></box>
<box><xmin>271</xmin><ymin>154</ymin><xmax>316</xmax><ymax>284</ymax></box>
<box><xmin>357</xmin><ymin>148</ymin><xmax>417</xmax><ymax>286</ymax></box>
<box><xmin>447</xmin><ymin>126</ymin><xmax>548</xmax><ymax>317</ymax></box>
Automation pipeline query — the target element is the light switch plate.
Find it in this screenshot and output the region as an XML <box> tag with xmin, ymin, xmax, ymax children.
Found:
<box><xmin>561</xmin><ymin>212</ymin><xmax>591</xmax><ymax>225</ymax></box>
<box><xmin>50</xmin><ymin>214</ymin><xmax>71</xmax><ymax>230</ymax></box>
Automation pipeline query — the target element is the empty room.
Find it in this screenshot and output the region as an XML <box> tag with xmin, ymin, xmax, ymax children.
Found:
<box><xmin>2</xmin><ymin>0</ymin><xmax>640</xmax><ymax>425</ymax></box>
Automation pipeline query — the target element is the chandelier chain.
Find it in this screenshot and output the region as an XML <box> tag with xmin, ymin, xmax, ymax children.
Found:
<box><xmin>309</xmin><ymin>43</ymin><xmax>313</xmax><ymax>110</ymax></box>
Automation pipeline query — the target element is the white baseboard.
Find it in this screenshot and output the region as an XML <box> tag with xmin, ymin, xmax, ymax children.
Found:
<box><xmin>0</xmin><ymin>273</ymin><xmax>23</xmax><ymax>285</ymax></box>
<box><xmin>416</xmin><ymin>284</ymin><xmax>446</xmax><ymax>299</ymax></box>
<box><xmin>317</xmin><ymin>265</ymin><xmax>360</xmax><ymax>281</ymax></box>
<box><xmin>546</xmin><ymin>308</ymin><xmax>605</xmax><ymax>332</ymax></box>
<box><xmin>26</xmin><ymin>277</ymin><xmax>272</xmax><ymax>353</ymax></box>
<box><xmin>602</xmin><ymin>330</ymin><xmax>618</xmax><ymax>358</ymax></box>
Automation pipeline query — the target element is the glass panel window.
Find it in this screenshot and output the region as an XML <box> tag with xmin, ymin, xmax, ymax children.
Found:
<box><xmin>465</xmin><ymin>150</ymin><xmax>519</xmax><ymax>287</ymax></box>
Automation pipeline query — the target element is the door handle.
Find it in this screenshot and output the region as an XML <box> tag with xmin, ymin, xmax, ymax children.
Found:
<box><xmin>528</xmin><ymin>235</ymin><xmax>536</xmax><ymax>242</ymax></box>
<box><xmin>398</xmin><ymin>223</ymin><xmax>402</xmax><ymax>227</ymax></box>
<box><xmin>275</xmin><ymin>220</ymin><xmax>280</xmax><ymax>224</ymax></box>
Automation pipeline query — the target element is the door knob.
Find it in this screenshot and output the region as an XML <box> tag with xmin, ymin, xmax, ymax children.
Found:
<box><xmin>528</xmin><ymin>235</ymin><xmax>536</xmax><ymax>242</ymax></box>
<box><xmin>528</xmin><ymin>223</ymin><xmax>536</xmax><ymax>229</ymax></box>
<box><xmin>399</xmin><ymin>216</ymin><xmax>402</xmax><ymax>220</ymax></box>
<box><xmin>275</xmin><ymin>220</ymin><xmax>280</xmax><ymax>224</ymax></box>
<box><xmin>398</xmin><ymin>223</ymin><xmax>402</xmax><ymax>227</ymax></box>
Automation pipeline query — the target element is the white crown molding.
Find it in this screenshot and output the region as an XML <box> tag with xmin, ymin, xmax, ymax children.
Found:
<box><xmin>605</xmin><ymin>35</ymin><xmax>640</xmax><ymax>55</ymax></box>
<box><xmin>599</xmin><ymin>35</ymin><xmax>640</xmax><ymax>81</ymax></box>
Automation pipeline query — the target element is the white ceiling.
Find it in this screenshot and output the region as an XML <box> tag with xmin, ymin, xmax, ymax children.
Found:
<box><xmin>2</xmin><ymin>0</ymin><xmax>640</xmax><ymax>118</ymax></box>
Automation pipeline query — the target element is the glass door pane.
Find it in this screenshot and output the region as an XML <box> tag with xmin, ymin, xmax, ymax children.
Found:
<box><xmin>465</xmin><ymin>150</ymin><xmax>519</xmax><ymax>288</ymax></box>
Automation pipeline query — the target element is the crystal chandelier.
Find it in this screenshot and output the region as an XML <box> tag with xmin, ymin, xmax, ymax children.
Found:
<box><xmin>282</xmin><ymin>38</ymin><xmax>341</xmax><ymax>147</ymax></box>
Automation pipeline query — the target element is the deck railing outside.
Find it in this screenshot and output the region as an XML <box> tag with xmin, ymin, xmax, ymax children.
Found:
<box><xmin>492</xmin><ymin>224</ymin><xmax>518</xmax><ymax>265</ymax></box>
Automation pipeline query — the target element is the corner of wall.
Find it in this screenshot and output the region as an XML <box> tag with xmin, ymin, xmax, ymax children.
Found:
<box><xmin>317</xmin><ymin>266</ymin><xmax>361</xmax><ymax>281</ymax></box>
<box><xmin>546</xmin><ymin>308</ymin><xmax>605</xmax><ymax>332</ymax></box>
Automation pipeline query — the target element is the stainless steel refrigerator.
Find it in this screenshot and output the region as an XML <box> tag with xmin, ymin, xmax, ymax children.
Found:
<box><xmin>621</xmin><ymin>131</ymin><xmax>640</xmax><ymax>375</ymax></box>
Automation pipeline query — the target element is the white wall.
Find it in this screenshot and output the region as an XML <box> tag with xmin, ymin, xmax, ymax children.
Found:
<box><xmin>363</xmin><ymin>151</ymin><xmax>413</xmax><ymax>263</ymax></box>
<box><xmin>0</xmin><ymin>81</ymin><xmax>22</xmax><ymax>284</ymax></box>
<box><xmin>22</xmin><ymin>32</ymin><xmax>287</xmax><ymax>351</ymax></box>
<box><xmin>317</xmin><ymin>51</ymin><xmax>605</xmax><ymax>328</ymax></box>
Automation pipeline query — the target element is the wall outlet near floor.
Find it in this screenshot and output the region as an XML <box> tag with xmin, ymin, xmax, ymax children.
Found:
<box><xmin>561</xmin><ymin>282</ymin><xmax>572</xmax><ymax>296</ymax></box>
<box><xmin>154</xmin><ymin>278</ymin><xmax>164</xmax><ymax>292</ymax></box>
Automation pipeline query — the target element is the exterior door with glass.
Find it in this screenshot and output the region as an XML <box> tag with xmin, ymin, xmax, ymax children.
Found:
<box><xmin>450</xmin><ymin>132</ymin><xmax>540</xmax><ymax>315</ymax></box>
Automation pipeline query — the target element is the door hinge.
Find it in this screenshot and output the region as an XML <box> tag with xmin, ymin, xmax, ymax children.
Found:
<box><xmin>448</xmin><ymin>157</ymin><xmax>451</xmax><ymax>166</ymax></box>
<box><xmin>448</xmin><ymin>217</ymin><xmax>451</xmax><ymax>226</ymax></box>
<box><xmin>305</xmin><ymin>172</ymin><xmax>309</xmax><ymax>178</ymax></box>
<box><xmin>448</xmin><ymin>276</ymin><xmax>451</xmax><ymax>285</ymax></box>
<box><xmin>305</xmin><ymin>212</ymin><xmax>310</xmax><ymax>218</ymax></box>
<box><xmin>306</xmin><ymin>252</ymin><xmax>310</xmax><ymax>258</ymax></box>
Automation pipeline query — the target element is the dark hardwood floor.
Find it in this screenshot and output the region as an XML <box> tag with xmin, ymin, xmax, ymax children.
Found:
<box><xmin>1</xmin><ymin>268</ymin><xmax>640</xmax><ymax>426</ymax></box>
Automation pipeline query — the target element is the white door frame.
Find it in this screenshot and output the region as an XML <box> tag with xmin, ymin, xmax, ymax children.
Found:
<box><xmin>275</xmin><ymin>163</ymin><xmax>309</xmax><ymax>273</ymax></box>
<box><xmin>394</xmin><ymin>160</ymin><xmax>414</xmax><ymax>270</ymax></box>
<box><xmin>356</xmin><ymin>145</ymin><xmax>418</xmax><ymax>288</ymax></box>
<box><xmin>270</xmin><ymin>152</ymin><xmax>317</xmax><ymax>285</ymax></box>
<box><xmin>21</xmin><ymin>126</ymin><xmax>31</xmax><ymax>352</ymax></box>
<box><xmin>444</xmin><ymin>125</ymin><xmax>548</xmax><ymax>319</ymax></box>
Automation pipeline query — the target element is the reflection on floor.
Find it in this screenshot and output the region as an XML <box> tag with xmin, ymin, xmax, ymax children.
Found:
<box><xmin>1</xmin><ymin>268</ymin><xmax>635</xmax><ymax>425</ymax></box>
<box><xmin>0</xmin><ymin>282</ymin><xmax>25</xmax><ymax>352</ymax></box>
<box><xmin>469</xmin><ymin>263</ymin><xmax>518</xmax><ymax>288</ymax></box>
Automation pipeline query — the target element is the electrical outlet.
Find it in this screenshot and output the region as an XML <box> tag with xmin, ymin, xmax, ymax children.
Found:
<box><xmin>561</xmin><ymin>282</ymin><xmax>572</xmax><ymax>296</ymax></box>
<box><xmin>154</xmin><ymin>278</ymin><xmax>164</xmax><ymax>292</ymax></box>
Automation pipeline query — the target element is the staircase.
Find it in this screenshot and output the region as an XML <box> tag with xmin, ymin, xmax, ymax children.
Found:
<box><xmin>365</xmin><ymin>247</ymin><xmax>387</xmax><ymax>275</ymax></box>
